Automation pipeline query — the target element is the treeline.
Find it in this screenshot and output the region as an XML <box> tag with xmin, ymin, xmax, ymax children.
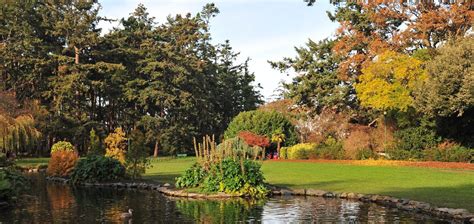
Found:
<box><xmin>271</xmin><ymin>2</ymin><xmax>473</xmax><ymax>158</ymax></box>
<box><xmin>0</xmin><ymin>2</ymin><xmax>262</xmax><ymax>156</ymax></box>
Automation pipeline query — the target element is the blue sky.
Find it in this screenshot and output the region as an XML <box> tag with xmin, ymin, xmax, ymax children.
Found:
<box><xmin>98</xmin><ymin>0</ymin><xmax>338</xmax><ymax>101</ymax></box>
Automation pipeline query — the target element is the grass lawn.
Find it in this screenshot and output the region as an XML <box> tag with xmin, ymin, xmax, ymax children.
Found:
<box><xmin>17</xmin><ymin>157</ymin><xmax>474</xmax><ymax>212</ymax></box>
<box><xmin>16</xmin><ymin>157</ymin><xmax>50</xmax><ymax>168</ymax></box>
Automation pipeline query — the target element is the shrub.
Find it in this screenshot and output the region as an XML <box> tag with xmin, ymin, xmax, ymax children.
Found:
<box><xmin>125</xmin><ymin>129</ymin><xmax>151</xmax><ymax>179</ymax></box>
<box><xmin>286</xmin><ymin>143</ymin><xmax>317</xmax><ymax>160</ymax></box>
<box><xmin>0</xmin><ymin>153</ymin><xmax>14</xmax><ymax>167</ymax></box>
<box><xmin>0</xmin><ymin>169</ymin><xmax>28</xmax><ymax>202</ymax></box>
<box><xmin>216</xmin><ymin>137</ymin><xmax>262</xmax><ymax>160</ymax></box>
<box><xmin>88</xmin><ymin>128</ymin><xmax>103</xmax><ymax>155</ymax></box>
<box><xmin>394</xmin><ymin>126</ymin><xmax>440</xmax><ymax>151</ymax></box>
<box><xmin>70</xmin><ymin>155</ymin><xmax>126</xmax><ymax>183</ymax></box>
<box><xmin>386</xmin><ymin>148</ymin><xmax>424</xmax><ymax>161</ymax></box>
<box><xmin>47</xmin><ymin>150</ymin><xmax>79</xmax><ymax>177</ymax></box>
<box><xmin>224</xmin><ymin>110</ymin><xmax>298</xmax><ymax>147</ymax></box>
<box><xmin>355</xmin><ymin>148</ymin><xmax>379</xmax><ymax>160</ymax></box>
<box><xmin>175</xmin><ymin>163</ymin><xmax>205</xmax><ymax>188</ymax></box>
<box><xmin>280</xmin><ymin>147</ymin><xmax>288</xmax><ymax>159</ymax></box>
<box><xmin>177</xmin><ymin>136</ymin><xmax>269</xmax><ymax>198</ymax></box>
<box><xmin>238</xmin><ymin>131</ymin><xmax>270</xmax><ymax>148</ymax></box>
<box><xmin>176</xmin><ymin>158</ymin><xmax>268</xmax><ymax>198</ymax></box>
<box><xmin>50</xmin><ymin>141</ymin><xmax>74</xmax><ymax>154</ymax></box>
<box><xmin>423</xmin><ymin>146</ymin><xmax>473</xmax><ymax>163</ymax></box>
<box><xmin>316</xmin><ymin>137</ymin><xmax>345</xmax><ymax>160</ymax></box>
<box><xmin>105</xmin><ymin>128</ymin><xmax>127</xmax><ymax>164</ymax></box>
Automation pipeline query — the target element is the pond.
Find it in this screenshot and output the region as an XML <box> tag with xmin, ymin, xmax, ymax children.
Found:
<box><xmin>0</xmin><ymin>174</ymin><xmax>449</xmax><ymax>223</ymax></box>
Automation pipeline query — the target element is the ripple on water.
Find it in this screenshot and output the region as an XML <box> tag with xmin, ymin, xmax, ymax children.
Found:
<box><xmin>0</xmin><ymin>174</ymin><xmax>449</xmax><ymax>223</ymax></box>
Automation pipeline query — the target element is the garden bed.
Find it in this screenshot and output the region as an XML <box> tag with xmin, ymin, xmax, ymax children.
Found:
<box><xmin>271</xmin><ymin>159</ymin><xmax>474</xmax><ymax>170</ymax></box>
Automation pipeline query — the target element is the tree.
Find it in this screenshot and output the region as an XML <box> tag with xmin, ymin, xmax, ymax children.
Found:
<box><xmin>0</xmin><ymin>92</ymin><xmax>41</xmax><ymax>155</ymax></box>
<box><xmin>88</xmin><ymin>128</ymin><xmax>102</xmax><ymax>155</ymax></box>
<box><xmin>224</xmin><ymin>110</ymin><xmax>298</xmax><ymax>147</ymax></box>
<box><xmin>104</xmin><ymin>128</ymin><xmax>127</xmax><ymax>164</ymax></box>
<box><xmin>126</xmin><ymin>129</ymin><xmax>150</xmax><ymax>179</ymax></box>
<box><xmin>270</xmin><ymin>39</ymin><xmax>351</xmax><ymax>113</ymax></box>
<box><xmin>415</xmin><ymin>37</ymin><xmax>474</xmax><ymax>117</ymax></box>
<box><xmin>415</xmin><ymin>37</ymin><xmax>474</xmax><ymax>145</ymax></box>
<box><xmin>271</xmin><ymin>128</ymin><xmax>286</xmax><ymax>158</ymax></box>
<box><xmin>356</xmin><ymin>51</ymin><xmax>427</xmax><ymax>112</ymax></box>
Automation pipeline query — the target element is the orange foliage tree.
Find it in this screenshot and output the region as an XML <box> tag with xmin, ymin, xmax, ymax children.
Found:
<box><xmin>238</xmin><ymin>131</ymin><xmax>270</xmax><ymax>149</ymax></box>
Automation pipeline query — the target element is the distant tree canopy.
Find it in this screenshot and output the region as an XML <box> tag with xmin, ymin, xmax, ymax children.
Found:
<box><xmin>274</xmin><ymin>1</ymin><xmax>473</xmax><ymax>146</ymax></box>
<box><xmin>0</xmin><ymin>2</ymin><xmax>262</xmax><ymax>155</ymax></box>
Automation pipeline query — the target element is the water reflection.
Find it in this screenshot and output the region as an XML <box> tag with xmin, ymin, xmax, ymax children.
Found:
<box><xmin>0</xmin><ymin>174</ymin><xmax>448</xmax><ymax>223</ymax></box>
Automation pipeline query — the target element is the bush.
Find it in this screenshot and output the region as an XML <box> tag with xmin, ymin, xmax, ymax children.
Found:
<box><xmin>386</xmin><ymin>148</ymin><xmax>424</xmax><ymax>161</ymax></box>
<box><xmin>88</xmin><ymin>128</ymin><xmax>103</xmax><ymax>155</ymax></box>
<box><xmin>50</xmin><ymin>141</ymin><xmax>75</xmax><ymax>154</ymax></box>
<box><xmin>316</xmin><ymin>137</ymin><xmax>345</xmax><ymax>160</ymax></box>
<box><xmin>176</xmin><ymin>158</ymin><xmax>268</xmax><ymax>198</ymax></box>
<box><xmin>0</xmin><ymin>153</ymin><xmax>14</xmax><ymax>167</ymax></box>
<box><xmin>224</xmin><ymin>110</ymin><xmax>298</xmax><ymax>147</ymax></box>
<box><xmin>105</xmin><ymin>128</ymin><xmax>127</xmax><ymax>164</ymax></box>
<box><xmin>286</xmin><ymin>143</ymin><xmax>317</xmax><ymax>160</ymax></box>
<box><xmin>125</xmin><ymin>129</ymin><xmax>150</xmax><ymax>179</ymax></box>
<box><xmin>394</xmin><ymin>126</ymin><xmax>440</xmax><ymax>151</ymax></box>
<box><xmin>0</xmin><ymin>169</ymin><xmax>28</xmax><ymax>202</ymax></box>
<box><xmin>47</xmin><ymin>150</ymin><xmax>79</xmax><ymax>177</ymax></box>
<box><xmin>216</xmin><ymin>137</ymin><xmax>263</xmax><ymax>160</ymax></box>
<box><xmin>355</xmin><ymin>148</ymin><xmax>379</xmax><ymax>160</ymax></box>
<box><xmin>175</xmin><ymin>163</ymin><xmax>206</xmax><ymax>188</ymax></box>
<box><xmin>423</xmin><ymin>146</ymin><xmax>473</xmax><ymax>163</ymax></box>
<box><xmin>70</xmin><ymin>155</ymin><xmax>126</xmax><ymax>183</ymax></box>
<box><xmin>280</xmin><ymin>147</ymin><xmax>288</xmax><ymax>159</ymax></box>
<box><xmin>238</xmin><ymin>131</ymin><xmax>270</xmax><ymax>148</ymax></box>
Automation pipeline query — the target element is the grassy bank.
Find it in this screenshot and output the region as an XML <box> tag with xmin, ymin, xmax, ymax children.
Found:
<box><xmin>18</xmin><ymin>157</ymin><xmax>474</xmax><ymax>211</ymax></box>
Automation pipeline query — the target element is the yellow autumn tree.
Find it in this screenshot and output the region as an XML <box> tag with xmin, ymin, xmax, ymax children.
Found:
<box><xmin>355</xmin><ymin>51</ymin><xmax>427</xmax><ymax>112</ymax></box>
<box><xmin>104</xmin><ymin>128</ymin><xmax>127</xmax><ymax>164</ymax></box>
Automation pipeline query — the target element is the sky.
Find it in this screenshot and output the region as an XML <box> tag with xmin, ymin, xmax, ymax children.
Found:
<box><xmin>98</xmin><ymin>0</ymin><xmax>338</xmax><ymax>101</ymax></box>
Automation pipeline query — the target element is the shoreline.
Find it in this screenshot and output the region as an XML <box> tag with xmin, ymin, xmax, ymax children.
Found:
<box><xmin>45</xmin><ymin>176</ymin><xmax>474</xmax><ymax>223</ymax></box>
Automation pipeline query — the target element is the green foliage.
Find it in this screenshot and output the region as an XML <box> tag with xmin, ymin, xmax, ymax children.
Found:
<box><xmin>224</xmin><ymin>110</ymin><xmax>298</xmax><ymax>146</ymax></box>
<box><xmin>315</xmin><ymin>137</ymin><xmax>345</xmax><ymax>160</ymax></box>
<box><xmin>0</xmin><ymin>153</ymin><xmax>14</xmax><ymax>167</ymax></box>
<box><xmin>356</xmin><ymin>51</ymin><xmax>427</xmax><ymax>112</ymax></box>
<box><xmin>284</xmin><ymin>138</ymin><xmax>344</xmax><ymax>160</ymax></box>
<box><xmin>175</xmin><ymin>163</ymin><xmax>206</xmax><ymax>188</ymax></box>
<box><xmin>0</xmin><ymin>169</ymin><xmax>28</xmax><ymax>202</ymax></box>
<box><xmin>269</xmin><ymin>39</ymin><xmax>351</xmax><ymax>113</ymax></box>
<box><xmin>176</xmin><ymin>158</ymin><xmax>268</xmax><ymax>198</ymax></box>
<box><xmin>50</xmin><ymin>141</ymin><xmax>75</xmax><ymax>153</ymax></box>
<box><xmin>286</xmin><ymin>143</ymin><xmax>317</xmax><ymax>160</ymax></box>
<box><xmin>280</xmin><ymin>147</ymin><xmax>288</xmax><ymax>159</ymax></box>
<box><xmin>355</xmin><ymin>148</ymin><xmax>379</xmax><ymax>160</ymax></box>
<box><xmin>70</xmin><ymin>155</ymin><xmax>126</xmax><ymax>184</ymax></box>
<box><xmin>105</xmin><ymin>128</ymin><xmax>127</xmax><ymax>164</ymax></box>
<box><xmin>125</xmin><ymin>129</ymin><xmax>151</xmax><ymax>179</ymax></box>
<box><xmin>394</xmin><ymin>127</ymin><xmax>440</xmax><ymax>151</ymax></box>
<box><xmin>416</xmin><ymin>37</ymin><xmax>474</xmax><ymax>117</ymax></box>
<box><xmin>88</xmin><ymin>128</ymin><xmax>102</xmax><ymax>155</ymax></box>
<box><xmin>423</xmin><ymin>146</ymin><xmax>473</xmax><ymax>163</ymax></box>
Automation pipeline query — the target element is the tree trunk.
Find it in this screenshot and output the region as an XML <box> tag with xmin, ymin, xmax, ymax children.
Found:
<box><xmin>277</xmin><ymin>142</ymin><xmax>281</xmax><ymax>159</ymax></box>
<box><xmin>153</xmin><ymin>140</ymin><xmax>159</xmax><ymax>157</ymax></box>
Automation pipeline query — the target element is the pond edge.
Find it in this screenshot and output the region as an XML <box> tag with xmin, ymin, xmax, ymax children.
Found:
<box><xmin>44</xmin><ymin>176</ymin><xmax>474</xmax><ymax>223</ymax></box>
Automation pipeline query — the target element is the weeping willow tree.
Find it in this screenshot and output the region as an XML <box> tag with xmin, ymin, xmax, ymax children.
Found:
<box><xmin>0</xmin><ymin>92</ymin><xmax>41</xmax><ymax>154</ymax></box>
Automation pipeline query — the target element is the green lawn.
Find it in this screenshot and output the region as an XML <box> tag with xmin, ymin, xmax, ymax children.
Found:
<box><xmin>17</xmin><ymin>157</ymin><xmax>474</xmax><ymax>212</ymax></box>
<box><xmin>16</xmin><ymin>157</ymin><xmax>50</xmax><ymax>168</ymax></box>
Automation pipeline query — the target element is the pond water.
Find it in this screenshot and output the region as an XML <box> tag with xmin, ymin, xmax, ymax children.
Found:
<box><xmin>0</xmin><ymin>174</ymin><xmax>448</xmax><ymax>223</ymax></box>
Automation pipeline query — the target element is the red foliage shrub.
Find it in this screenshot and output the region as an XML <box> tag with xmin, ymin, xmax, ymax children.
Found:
<box><xmin>238</xmin><ymin>131</ymin><xmax>270</xmax><ymax>148</ymax></box>
<box><xmin>47</xmin><ymin>151</ymin><xmax>79</xmax><ymax>177</ymax></box>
